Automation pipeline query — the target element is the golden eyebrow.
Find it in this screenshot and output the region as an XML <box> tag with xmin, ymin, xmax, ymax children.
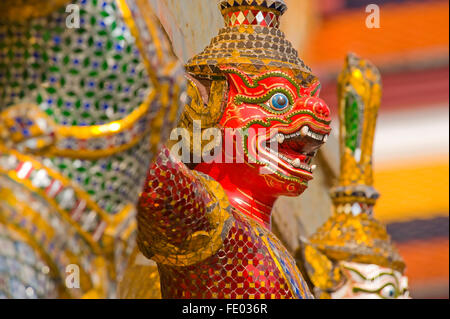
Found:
<box><xmin>343</xmin><ymin>265</ymin><xmax>398</xmax><ymax>283</ymax></box>
<box><xmin>222</xmin><ymin>68</ymin><xmax>302</xmax><ymax>96</ymax></box>
<box><xmin>234</xmin><ymin>87</ymin><xmax>295</xmax><ymax>106</ymax></box>
<box><xmin>352</xmin><ymin>283</ymin><xmax>400</xmax><ymax>299</ymax></box>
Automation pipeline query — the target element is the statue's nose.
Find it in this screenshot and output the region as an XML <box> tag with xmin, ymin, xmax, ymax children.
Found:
<box><xmin>297</xmin><ymin>97</ymin><xmax>331</xmax><ymax>120</ymax></box>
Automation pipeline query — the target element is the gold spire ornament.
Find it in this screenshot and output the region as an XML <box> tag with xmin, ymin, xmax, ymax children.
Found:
<box><xmin>332</xmin><ymin>53</ymin><xmax>382</xmax><ymax>208</ymax></box>
<box><xmin>296</xmin><ymin>53</ymin><xmax>409</xmax><ymax>299</ymax></box>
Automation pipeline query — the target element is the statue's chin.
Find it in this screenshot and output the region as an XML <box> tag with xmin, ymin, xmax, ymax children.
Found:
<box><xmin>259</xmin><ymin>169</ymin><xmax>308</xmax><ymax>198</ymax></box>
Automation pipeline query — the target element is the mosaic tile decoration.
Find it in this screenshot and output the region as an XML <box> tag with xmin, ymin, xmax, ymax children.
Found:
<box><xmin>0</xmin><ymin>0</ymin><xmax>187</xmax><ymax>298</ymax></box>
<box><xmin>0</xmin><ymin>223</ymin><xmax>58</xmax><ymax>299</ymax></box>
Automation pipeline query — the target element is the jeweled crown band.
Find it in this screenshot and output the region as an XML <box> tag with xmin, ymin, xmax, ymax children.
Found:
<box><xmin>219</xmin><ymin>0</ymin><xmax>287</xmax><ymax>15</ymax></box>
<box><xmin>224</xmin><ymin>9</ymin><xmax>280</xmax><ymax>28</ymax></box>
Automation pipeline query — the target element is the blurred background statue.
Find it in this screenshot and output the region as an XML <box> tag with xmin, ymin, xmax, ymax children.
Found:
<box><xmin>274</xmin><ymin>0</ymin><xmax>448</xmax><ymax>299</ymax></box>
<box><xmin>295</xmin><ymin>53</ymin><xmax>410</xmax><ymax>299</ymax></box>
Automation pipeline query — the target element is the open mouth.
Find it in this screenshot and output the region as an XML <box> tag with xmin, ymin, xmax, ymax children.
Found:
<box><xmin>253</xmin><ymin>122</ymin><xmax>330</xmax><ymax>181</ymax></box>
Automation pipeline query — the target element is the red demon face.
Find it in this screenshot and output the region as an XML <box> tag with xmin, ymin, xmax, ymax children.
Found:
<box><xmin>218</xmin><ymin>67</ymin><xmax>332</xmax><ymax>196</ymax></box>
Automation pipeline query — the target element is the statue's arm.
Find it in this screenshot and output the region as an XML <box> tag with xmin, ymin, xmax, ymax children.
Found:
<box><xmin>136</xmin><ymin>146</ymin><xmax>229</xmax><ymax>266</ymax></box>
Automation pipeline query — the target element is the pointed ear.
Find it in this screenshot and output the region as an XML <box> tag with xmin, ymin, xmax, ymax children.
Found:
<box><xmin>296</xmin><ymin>241</ymin><xmax>344</xmax><ymax>295</ymax></box>
<box><xmin>185</xmin><ymin>74</ymin><xmax>210</xmax><ymax>106</ymax></box>
<box><xmin>184</xmin><ymin>74</ymin><xmax>227</xmax><ymax>124</ymax></box>
<box><xmin>219</xmin><ymin>66</ymin><xmax>255</xmax><ymax>94</ymax></box>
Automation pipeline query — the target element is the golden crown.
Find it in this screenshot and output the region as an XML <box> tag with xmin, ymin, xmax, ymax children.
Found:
<box><xmin>185</xmin><ymin>0</ymin><xmax>315</xmax><ymax>85</ymax></box>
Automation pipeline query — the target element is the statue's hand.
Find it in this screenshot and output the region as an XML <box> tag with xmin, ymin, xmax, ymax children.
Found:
<box><xmin>136</xmin><ymin>145</ymin><xmax>216</xmax><ymax>261</ymax></box>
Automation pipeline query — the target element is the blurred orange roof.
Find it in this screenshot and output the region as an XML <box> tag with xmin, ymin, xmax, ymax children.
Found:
<box><xmin>304</xmin><ymin>1</ymin><xmax>449</xmax><ymax>74</ymax></box>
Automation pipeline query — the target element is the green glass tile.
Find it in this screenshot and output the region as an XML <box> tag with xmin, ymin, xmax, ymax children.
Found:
<box><xmin>46</xmin><ymin>87</ymin><xmax>57</xmax><ymax>94</ymax></box>
<box><xmin>344</xmin><ymin>93</ymin><xmax>360</xmax><ymax>153</ymax></box>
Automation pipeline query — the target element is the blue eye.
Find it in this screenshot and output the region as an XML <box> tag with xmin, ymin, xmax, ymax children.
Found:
<box><xmin>270</xmin><ymin>93</ymin><xmax>289</xmax><ymax>110</ymax></box>
<box><xmin>380</xmin><ymin>285</ymin><xmax>398</xmax><ymax>299</ymax></box>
